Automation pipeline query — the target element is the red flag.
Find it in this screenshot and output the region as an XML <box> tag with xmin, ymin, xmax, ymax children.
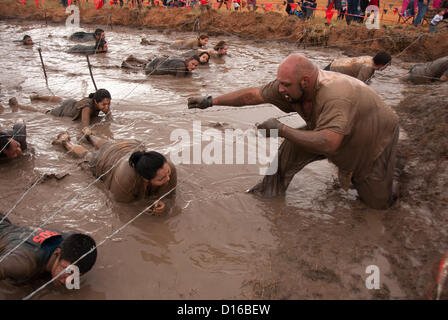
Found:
<box><xmin>22</xmin><ymin>0</ymin><xmax>25</xmax><ymax>5</ymax></box>
<box><xmin>326</xmin><ymin>1</ymin><xmax>335</xmax><ymax>24</ymax></box>
<box><xmin>109</xmin><ymin>0</ymin><xmax>114</xmax><ymax>4</ymax></box>
<box><xmin>265</xmin><ymin>3</ymin><xmax>273</xmax><ymax>10</ymax></box>
<box><xmin>68</xmin><ymin>0</ymin><xmax>72</xmax><ymax>6</ymax></box>
<box><xmin>393</xmin><ymin>8</ymin><xmax>397</xmax><ymax>15</ymax></box>
<box><xmin>35</xmin><ymin>0</ymin><xmax>39</xmax><ymax>7</ymax></box>
<box><xmin>289</xmin><ymin>3</ymin><xmax>298</xmax><ymax>11</ymax></box>
<box><xmin>95</xmin><ymin>0</ymin><xmax>104</xmax><ymax>9</ymax></box>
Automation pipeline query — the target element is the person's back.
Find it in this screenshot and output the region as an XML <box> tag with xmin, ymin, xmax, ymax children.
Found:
<box><xmin>69</xmin><ymin>31</ymin><xmax>95</xmax><ymax>42</ymax></box>
<box><xmin>406</xmin><ymin>56</ymin><xmax>448</xmax><ymax>84</ymax></box>
<box><xmin>0</xmin><ymin>216</ymin><xmax>64</xmax><ymax>283</ymax></box>
<box><xmin>68</xmin><ymin>44</ymin><xmax>97</xmax><ymax>54</ymax></box>
<box><xmin>315</xmin><ymin>71</ymin><xmax>398</xmax><ymax>180</ymax></box>
<box><xmin>328</xmin><ymin>56</ymin><xmax>375</xmax><ymax>82</ymax></box>
<box><xmin>145</xmin><ymin>57</ymin><xmax>188</xmax><ymax>77</ymax></box>
<box><xmin>89</xmin><ymin>140</ymin><xmax>177</xmax><ymax>202</ymax></box>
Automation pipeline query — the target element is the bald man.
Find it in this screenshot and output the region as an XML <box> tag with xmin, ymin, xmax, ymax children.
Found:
<box><xmin>187</xmin><ymin>54</ymin><xmax>400</xmax><ymax>210</ymax></box>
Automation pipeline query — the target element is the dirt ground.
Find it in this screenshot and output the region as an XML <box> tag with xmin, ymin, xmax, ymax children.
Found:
<box><xmin>1</xmin><ymin>0</ymin><xmax>447</xmax><ymax>62</ymax></box>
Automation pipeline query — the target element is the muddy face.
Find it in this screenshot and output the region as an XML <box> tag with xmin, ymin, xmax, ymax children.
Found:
<box><xmin>95</xmin><ymin>98</ymin><xmax>111</xmax><ymax>114</ymax></box>
<box><xmin>2</xmin><ymin>138</ymin><xmax>22</xmax><ymax>159</ymax></box>
<box><xmin>186</xmin><ymin>59</ymin><xmax>199</xmax><ymax>71</ymax></box>
<box><xmin>150</xmin><ymin>162</ymin><xmax>171</xmax><ymax>187</ymax></box>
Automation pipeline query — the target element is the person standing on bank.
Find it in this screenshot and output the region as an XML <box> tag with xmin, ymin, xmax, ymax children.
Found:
<box><xmin>187</xmin><ymin>54</ymin><xmax>400</xmax><ymax>210</ymax></box>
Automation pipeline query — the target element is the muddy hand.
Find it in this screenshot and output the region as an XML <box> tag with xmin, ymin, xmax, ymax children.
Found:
<box><xmin>256</xmin><ymin>118</ymin><xmax>284</xmax><ymax>137</ymax></box>
<box><xmin>187</xmin><ymin>96</ymin><xmax>213</xmax><ymax>110</ymax></box>
<box><xmin>152</xmin><ymin>200</ymin><xmax>166</xmax><ymax>216</ymax></box>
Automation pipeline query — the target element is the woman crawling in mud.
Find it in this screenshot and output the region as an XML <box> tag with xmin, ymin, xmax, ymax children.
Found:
<box><xmin>52</xmin><ymin>128</ymin><xmax>177</xmax><ymax>213</ymax></box>
<box><xmin>68</xmin><ymin>39</ymin><xmax>108</xmax><ymax>55</ymax></box>
<box><xmin>8</xmin><ymin>89</ymin><xmax>112</xmax><ymax>130</ymax></box>
<box><xmin>171</xmin><ymin>34</ymin><xmax>209</xmax><ymax>50</ymax></box>
<box><xmin>206</xmin><ymin>41</ymin><xmax>229</xmax><ymax>59</ymax></box>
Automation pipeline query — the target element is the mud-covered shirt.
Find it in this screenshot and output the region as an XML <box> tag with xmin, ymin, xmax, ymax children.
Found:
<box><xmin>68</xmin><ymin>44</ymin><xmax>98</xmax><ymax>55</ymax></box>
<box><xmin>69</xmin><ymin>32</ymin><xmax>95</xmax><ymax>42</ymax></box>
<box><xmin>172</xmin><ymin>39</ymin><xmax>201</xmax><ymax>50</ymax></box>
<box><xmin>408</xmin><ymin>56</ymin><xmax>448</xmax><ymax>84</ymax></box>
<box><xmin>145</xmin><ymin>57</ymin><xmax>189</xmax><ymax>77</ymax></box>
<box><xmin>0</xmin><ymin>217</ymin><xmax>64</xmax><ymax>283</ymax></box>
<box><xmin>260</xmin><ymin>70</ymin><xmax>399</xmax><ymax>182</ymax></box>
<box><xmin>89</xmin><ymin>141</ymin><xmax>177</xmax><ymax>203</ymax></box>
<box><xmin>47</xmin><ymin>98</ymin><xmax>98</xmax><ymax>121</ymax></box>
<box><xmin>329</xmin><ymin>56</ymin><xmax>375</xmax><ymax>82</ymax></box>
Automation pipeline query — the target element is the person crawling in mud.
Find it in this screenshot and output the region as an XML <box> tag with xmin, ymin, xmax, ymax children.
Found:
<box><xmin>121</xmin><ymin>54</ymin><xmax>150</xmax><ymax>70</ymax></box>
<box><xmin>0</xmin><ymin>213</ymin><xmax>97</xmax><ymax>286</ymax></box>
<box><xmin>68</xmin><ymin>39</ymin><xmax>108</xmax><ymax>55</ymax></box>
<box><xmin>69</xmin><ymin>28</ymin><xmax>105</xmax><ymax>42</ymax></box>
<box><xmin>22</xmin><ymin>35</ymin><xmax>33</xmax><ymax>45</ymax></box>
<box><xmin>145</xmin><ymin>56</ymin><xmax>200</xmax><ymax>77</ymax></box>
<box><xmin>206</xmin><ymin>41</ymin><xmax>229</xmax><ymax>59</ymax></box>
<box><xmin>0</xmin><ymin>122</ymin><xmax>27</xmax><ymax>161</ymax></box>
<box><xmin>52</xmin><ymin>129</ymin><xmax>177</xmax><ymax>211</ymax></box>
<box><xmin>401</xmin><ymin>56</ymin><xmax>448</xmax><ymax>84</ymax></box>
<box><xmin>180</xmin><ymin>51</ymin><xmax>211</xmax><ymax>65</ymax></box>
<box><xmin>8</xmin><ymin>89</ymin><xmax>112</xmax><ymax>131</ymax></box>
<box><xmin>188</xmin><ymin>53</ymin><xmax>400</xmax><ymax>210</ymax></box>
<box><xmin>171</xmin><ymin>34</ymin><xmax>209</xmax><ymax>50</ymax></box>
<box><xmin>323</xmin><ymin>52</ymin><xmax>391</xmax><ymax>83</ymax></box>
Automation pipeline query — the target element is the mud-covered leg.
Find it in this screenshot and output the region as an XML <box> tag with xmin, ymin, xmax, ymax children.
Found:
<box><xmin>248</xmin><ymin>138</ymin><xmax>326</xmax><ymax>198</ymax></box>
<box><xmin>354</xmin><ymin>127</ymin><xmax>399</xmax><ymax>209</ymax></box>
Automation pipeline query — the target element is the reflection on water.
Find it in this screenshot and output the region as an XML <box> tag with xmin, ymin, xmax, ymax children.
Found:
<box><xmin>0</xmin><ymin>19</ymin><xmax>420</xmax><ymax>299</ymax></box>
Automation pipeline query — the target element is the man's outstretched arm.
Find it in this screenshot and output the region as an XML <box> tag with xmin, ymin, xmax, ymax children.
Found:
<box><xmin>188</xmin><ymin>87</ymin><xmax>265</xmax><ymax>109</ymax></box>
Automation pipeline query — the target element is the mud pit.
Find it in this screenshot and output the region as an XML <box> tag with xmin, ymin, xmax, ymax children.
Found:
<box><xmin>0</xmin><ymin>16</ymin><xmax>447</xmax><ymax>300</ymax></box>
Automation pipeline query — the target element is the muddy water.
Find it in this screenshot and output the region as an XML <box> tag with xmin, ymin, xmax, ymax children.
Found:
<box><xmin>0</xmin><ymin>19</ymin><xmax>439</xmax><ymax>300</ymax></box>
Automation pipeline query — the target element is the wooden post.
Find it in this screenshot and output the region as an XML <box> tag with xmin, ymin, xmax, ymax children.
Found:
<box><xmin>86</xmin><ymin>55</ymin><xmax>98</xmax><ymax>91</ymax></box>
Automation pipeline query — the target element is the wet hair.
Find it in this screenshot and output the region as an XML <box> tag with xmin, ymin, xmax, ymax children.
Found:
<box><xmin>198</xmin><ymin>51</ymin><xmax>210</xmax><ymax>63</ymax></box>
<box><xmin>373</xmin><ymin>52</ymin><xmax>391</xmax><ymax>67</ymax></box>
<box><xmin>198</xmin><ymin>34</ymin><xmax>209</xmax><ymax>40</ymax></box>
<box><xmin>186</xmin><ymin>55</ymin><xmax>201</xmax><ymax>64</ymax></box>
<box><xmin>214</xmin><ymin>40</ymin><xmax>227</xmax><ymax>51</ymax></box>
<box><xmin>22</xmin><ymin>35</ymin><xmax>31</xmax><ymax>41</ymax></box>
<box><xmin>59</xmin><ymin>233</ymin><xmax>97</xmax><ymax>274</ymax></box>
<box><xmin>95</xmin><ymin>39</ymin><xmax>107</xmax><ymax>51</ymax></box>
<box><xmin>0</xmin><ymin>131</ymin><xmax>12</xmax><ymax>157</ymax></box>
<box><xmin>94</xmin><ymin>29</ymin><xmax>104</xmax><ymax>37</ymax></box>
<box><xmin>129</xmin><ymin>151</ymin><xmax>167</xmax><ymax>180</ymax></box>
<box><xmin>88</xmin><ymin>88</ymin><xmax>111</xmax><ymax>103</ymax></box>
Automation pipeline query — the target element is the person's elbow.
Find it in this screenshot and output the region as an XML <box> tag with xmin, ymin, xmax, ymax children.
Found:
<box><xmin>321</xmin><ymin>130</ymin><xmax>343</xmax><ymax>155</ymax></box>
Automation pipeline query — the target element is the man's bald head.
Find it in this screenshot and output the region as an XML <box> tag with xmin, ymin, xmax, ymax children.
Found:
<box><xmin>276</xmin><ymin>54</ymin><xmax>318</xmax><ymax>103</ymax></box>
<box><xmin>278</xmin><ymin>54</ymin><xmax>317</xmax><ymax>82</ymax></box>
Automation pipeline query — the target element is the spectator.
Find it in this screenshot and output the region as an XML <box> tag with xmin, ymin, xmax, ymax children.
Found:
<box><xmin>414</xmin><ymin>0</ymin><xmax>431</xmax><ymax>25</ymax></box>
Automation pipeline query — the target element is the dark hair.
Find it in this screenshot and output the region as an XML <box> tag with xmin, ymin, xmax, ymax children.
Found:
<box><xmin>373</xmin><ymin>52</ymin><xmax>391</xmax><ymax>67</ymax></box>
<box><xmin>198</xmin><ymin>34</ymin><xmax>209</xmax><ymax>40</ymax></box>
<box><xmin>94</xmin><ymin>29</ymin><xmax>104</xmax><ymax>36</ymax></box>
<box><xmin>0</xmin><ymin>131</ymin><xmax>11</xmax><ymax>157</ymax></box>
<box><xmin>198</xmin><ymin>51</ymin><xmax>210</xmax><ymax>62</ymax></box>
<box><xmin>22</xmin><ymin>35</ymin><xmax>31</xmax><ymax>41</ymax></box>
<box><xmin>186</xmin><ymin>55</ymin><xmax>201</xmax><ymax>64</ymax></box>
<box><xmin>88</xmin><ymin>88</ymin><xmax>111</xmax><ymax>103</ymax></box>
<box><xmin>129</xmin><ymin>151</ymin><xmax>167</xmax><ymax>180</ymax></box>
<box><xmin>214</xmin><ymin>40</ymin><xmax>227</xmax><ymax>51</ymax></box>
<box><xmin>95</xmin><ymin>39</ymin><xmax>107</xmax><ymax>51</ymax></box>
<box><xmin>59</xmin><ymin>233</ymin><xmax>97</xmax><ymax>274</ymax></box>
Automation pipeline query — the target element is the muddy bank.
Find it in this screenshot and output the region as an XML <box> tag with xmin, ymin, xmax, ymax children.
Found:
<box><xmin>1</xmin><ymin>2</ymin><xmax>448</xmax><ymax>62</ymax></box>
